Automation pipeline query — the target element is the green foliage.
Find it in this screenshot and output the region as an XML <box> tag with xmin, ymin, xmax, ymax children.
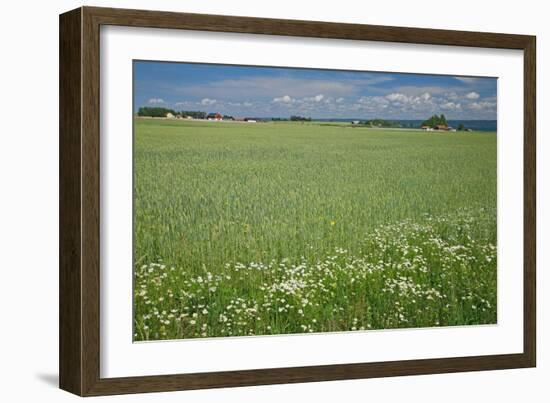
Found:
<box><xmin>179</xmin><ymin>110</ymin><xmax>207</xmax><ymax>119</ymax></box>
<box><xmin>359</xmin><ymin>118</ymin><xmax>402</xmax><ymax>128</ymax></box>
<box><xmin>421</xmin><ymin>114</ymin><xmax>448</xmax><ymax>127</ymax></box>
<box><xmin>457</xmin><ymin>123</ymin><xmax>466</xmax><ymax>131</ymax></box>
<box><xmin>133</xmin><ymin>119</ymin><xmax>497</xmax><ymax>341</ymax></box>
<box><xmin>137</xmin><ymin>107</ymin><xmax>176</xmax><ymax>117</ymax></box>
<box><xmin>290</xmin><ymin>115</ymin><xmax>311</xmax><ymax>121</ymax></box>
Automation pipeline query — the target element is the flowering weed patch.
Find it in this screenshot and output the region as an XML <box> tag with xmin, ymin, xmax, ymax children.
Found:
<box><xmin>134</xmin><ymin>209</ymin><xmax>496</xmax><ymax>340</ymax></box>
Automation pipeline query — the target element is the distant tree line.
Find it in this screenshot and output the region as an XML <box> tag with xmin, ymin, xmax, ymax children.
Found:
<box><xmin>421</xmin><ymin>114</ymin><xmax>448</xmax><ymax>127</ymax></box>
<box><xmin>137</xmin><ymin>107</ymin><xmax>177</xmax><ymax>117</ymax></box>
<box><xmin>180</xmin><ymin>110</ymin><xmax>207</xmax><ymax>119</ymax></box>
<box><xmin>290</xmin><ymin>115</ymin><xmax>312</xmax><ymax>122</ymax></box>
<box><xmin>359</xmin><ymin>118</ymin><xmax>401</xmax><ymax>128</ymax></box>
<box><xmin>137</xmin><ymin>107</ymin><xmax>235</xmax><ymax>120</ymax></box>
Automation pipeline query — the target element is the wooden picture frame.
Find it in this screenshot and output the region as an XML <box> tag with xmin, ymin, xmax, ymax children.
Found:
<box><xmin>59</xmin><ymin>6</ymin><xmax>536</xmax><ymax>396</ymax></box>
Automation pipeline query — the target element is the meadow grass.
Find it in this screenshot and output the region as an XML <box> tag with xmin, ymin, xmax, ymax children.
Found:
<box><xmin>133</xmin><ymin>119</ymin><xmax>497</xmax><ymax>341</ymax></box>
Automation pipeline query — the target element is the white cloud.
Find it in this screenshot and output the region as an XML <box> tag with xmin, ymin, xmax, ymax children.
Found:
<box><xmin>148</xmin><ymin>97</ymin><xmax>165</xmax><ymax>104</ymax></box>
<box><xmin>445</xmin><ymin>92</ymin><xmax>459</xmax><ymax>100</ymax></box>
<box><xmin>383</xmin><ymin>93</ymin><xmax>435</xmax><ymax>107</ymax></box>
<box><xmin>465</xmin><ymin>91</ymin><xmax>480</xmax><ymax>100</ymax></box>
<box><xmin>200</xmin><ymin>98</ymin><xmax>217</xmax><ymax>106</ymax></box>
<box><xmin>386</xmin><ymin>93</ymin><xmax>410</xmax><ymax>103</ymax></box>
<box><xmin>312</xmin><ymin>94</ymin><xmax>324</xmax><ymax>102</ymax></box>
<box><xmin>261</xmin><ymin>90</ymin><xmax>494</xmax><ymax>118</ymax></box>
<box><xmin>441</xmin><ymin>102</ymin><xmax>461</xmax><ymax>110</ymax></box>
<box><xmin>348</xmin><ymin>91</ymin><xmax>488</xmax><ymax>118</ymax></box>
<box><xmin>392</xmin><ymin>86</ymin><xmax>458</xmax><ymax>96</ymax></box>
<box><xmin>272</xmin><ymin>95</ymin><xmax>295</xmax><ymax>104</ymax></box>
<box><xmin>357</xmin><ymin>96</ymin><xmax>389</xmax><ymax>106</ymax></box>
<box><xmin>468</xmin><ymin>101</ymin><xmax>496</xmax><ymax>110</ymax></box>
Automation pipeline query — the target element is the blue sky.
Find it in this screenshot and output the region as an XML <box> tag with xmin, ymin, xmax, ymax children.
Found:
<box><xmin>134</xmin><ymin>61</ymin><xmax>497</xmax><ymax>120</ymax></box>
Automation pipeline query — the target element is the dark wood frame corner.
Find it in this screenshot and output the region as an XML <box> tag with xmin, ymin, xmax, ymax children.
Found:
<box><xmin>59</xmin><ymin>6</ymin><xmax>536</xmax><ymax>396</ymax></box>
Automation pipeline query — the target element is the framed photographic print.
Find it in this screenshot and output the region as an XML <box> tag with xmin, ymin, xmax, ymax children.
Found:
<box><xmin>59</xmin><ymin>6</ymin><xmax>536</xmax><ymax>396</ymax></box>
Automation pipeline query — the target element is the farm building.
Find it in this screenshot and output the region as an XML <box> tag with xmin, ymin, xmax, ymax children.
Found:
<box><xmin>422</xmin><ymin>124</ymin><xmax>457</xmax><ymax>132</ymax></box>
<box><xmin>235</xmin><ymin>117</ymin><xmax>257</xmax><ymax>123</ymax></box>
<box><xmin>207</xmin><ymin>112</ymin><xmax>223</xmax><ymax>121</ymax></box>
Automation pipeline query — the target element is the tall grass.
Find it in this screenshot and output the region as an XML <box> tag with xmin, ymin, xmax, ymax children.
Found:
<box><xmin>133</xmin><ymin>119</ymin><xmax>497</xmax><ymax>341</ymax></box>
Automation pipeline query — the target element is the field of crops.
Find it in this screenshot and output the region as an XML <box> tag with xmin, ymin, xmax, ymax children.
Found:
<box><xmin>133</xmin><ymin>118</ymin><xmax>497</xmax><ymax>341</ymax></box>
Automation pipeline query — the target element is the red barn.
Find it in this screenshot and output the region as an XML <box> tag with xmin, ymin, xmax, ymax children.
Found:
<box><xmin>207</xmin><ymin>112</ymin><xmax>223</xmax><ymax>121</ymax></box>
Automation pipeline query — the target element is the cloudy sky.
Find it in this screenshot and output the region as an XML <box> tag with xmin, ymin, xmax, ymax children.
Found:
<box><xmin>134</xmin><ymin>61</ymin><xmax>497</xmax><ymax>120</ymax></box>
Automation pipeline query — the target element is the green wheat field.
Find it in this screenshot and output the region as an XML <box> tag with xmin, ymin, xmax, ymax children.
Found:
<box><xmin>133</xmin><ymin>118</ymin><xmax>497</xmax><ymax>341</ymax></box>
